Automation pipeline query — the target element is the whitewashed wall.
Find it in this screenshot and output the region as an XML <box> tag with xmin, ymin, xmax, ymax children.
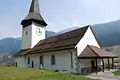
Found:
<box><xmin>43</xmin><ymin>50</ymin><xmax>76</xmax><ymax>72</ymax></box>
<box><xmin>21</xmin><ymin>25</ymin><xmax>32</xmax><ymax>49</ymax></box>
<box><xmin>76</xmin><ymin>26</ymin><xmax>100</xmax><ymax>56</ymax></box>
<box><xmin>31</xmin><ymin>24</ymin><xmax>45</xmax><ymax>48</ymax></box>
<box><xmin>21</xmin><ymin>23</ymin><xmax>45</xmax><ymax>49</ymax></box>
<box><xmin>23</xmin><ymin>50</ymin><xmax>76</xmax><ymax>72</ymax></box>
<box><xmin>15</xmin><ymin>56</ymin><xmax>26</xmax><ymax>67</ymax></box>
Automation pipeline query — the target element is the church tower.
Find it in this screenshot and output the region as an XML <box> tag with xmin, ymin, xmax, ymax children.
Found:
<box><xmin>21</xmin><ymin>0</ymin><xmax>47</xmax><ymax>49</ymax></box>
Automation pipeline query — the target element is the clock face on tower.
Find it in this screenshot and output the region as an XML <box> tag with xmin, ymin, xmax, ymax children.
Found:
<box><xmin>36</xmin><ymin>27</ymin><xmax>42</xmax><ymax>36</ymax></box>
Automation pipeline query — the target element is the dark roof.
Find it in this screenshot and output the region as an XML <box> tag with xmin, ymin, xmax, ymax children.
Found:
<box><xmin>16</xmin><ymin>49</ymin><xmax>30</xmax><ymax>56</ymax></box>
<box><xmin>79</xmin><ymin>45</ymin><xmax>117</xmax><ymax>58</ymax></box>
<box><xmin>29</xmin><ymin>0</ymin><xmax>40</xmax><ymax>13</ymax></box>
<box><xmin>22</xmin><ymin>25</ymin><xmax>90</xmax><ymax>55</ymax></box>
<box><xmin>21</xmin><ymin>0</ymin><xmax>47</xmax><ymax>27</ymax></box>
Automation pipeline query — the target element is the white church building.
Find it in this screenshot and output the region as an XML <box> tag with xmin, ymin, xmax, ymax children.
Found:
<box><xmin>16</xmin><ymin>0</ymin><xmax>117</xmax><ymax>74</ymax></box>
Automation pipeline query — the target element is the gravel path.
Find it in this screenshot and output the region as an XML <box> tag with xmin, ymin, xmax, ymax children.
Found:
<box><xmin>85</xmin><ymin>70</ymin><xmax>120</xmax><ymax>80</ymax></box>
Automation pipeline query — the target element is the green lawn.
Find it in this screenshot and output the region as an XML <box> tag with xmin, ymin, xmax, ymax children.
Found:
<box><xmin>0</xmin><ymin>66</ymin><xmax>94</xmax><ymax>80</ymax></box>
<box><xmin>113</xmin><ymin>70</ymin><xmax>120</xmax><ymax>76</ymax></box>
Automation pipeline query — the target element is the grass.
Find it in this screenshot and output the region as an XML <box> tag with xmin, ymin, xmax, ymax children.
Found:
<box><xmin>0</xmin><ymin>66</ymin><xmax>95</xmax><ymax>80</ymax></box>
<box><xmin>113</xmin><ymin>70</ymin><xmax>120</xmax><ymax>76</ymax></box>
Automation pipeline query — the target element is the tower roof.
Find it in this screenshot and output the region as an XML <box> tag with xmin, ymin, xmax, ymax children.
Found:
<box><xmin>29</xmin><ymin>0</ymin><xmax>40</xmax><ymax>13</ymax></box>
<box><xmin>21</xmin><ymin>0</ymin><xmax>47</xmax><ymax>28</ymax></box>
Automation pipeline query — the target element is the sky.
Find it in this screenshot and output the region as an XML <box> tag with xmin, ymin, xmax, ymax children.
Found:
<box><xmin>0</xmin><ymin>0</ymin><xmax>120</xmax><ymax>39</ymax></box>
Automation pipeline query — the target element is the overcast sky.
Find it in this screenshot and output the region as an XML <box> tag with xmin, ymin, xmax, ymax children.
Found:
<box><xmin>0</xmin><ymin>0</ymin><xmax>120</xmax><ymax>39</ymax></box>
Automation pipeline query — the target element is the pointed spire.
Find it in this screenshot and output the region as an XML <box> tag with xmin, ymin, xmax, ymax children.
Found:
<box><xmin>21</xmin><ymin>0</ymin><xmax>47</xmax><ymax>28</ymax></box>
<box><xmin>29</xmin><ymin>0</ymin><xmax>40</xmax><ymax>13</ymax></box>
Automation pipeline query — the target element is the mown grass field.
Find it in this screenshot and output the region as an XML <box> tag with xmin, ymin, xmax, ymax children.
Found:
<box><xmin>0</xmin><ymin>66</ymin><xmax>95</xmax><ymax>80</ymax></box>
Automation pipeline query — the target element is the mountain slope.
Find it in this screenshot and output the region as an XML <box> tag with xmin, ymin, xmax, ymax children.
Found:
<box><xmin>93</xmin><ymin>20</ymin><xmax>120</xmax><ymax>47</ymax></box>
<box><xmin>0</xmin><ymin>38</ymin><xmax>21</xmax><ymax>54</ymax></box>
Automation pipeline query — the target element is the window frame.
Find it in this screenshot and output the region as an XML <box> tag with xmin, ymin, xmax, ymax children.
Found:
<box><xmin>51</xmin><ymin>55</ymin><xmax>56</xmax><ymax>65</ymax></box>
<box><xmin>40</xmin><ymin>55</ymin><xmax>43</xmax><ymax>66</ymax></box>
<box><xmin>28</xmin><ymin>57</ymin><xmax>30</xmax><ymax>64</ymax></box>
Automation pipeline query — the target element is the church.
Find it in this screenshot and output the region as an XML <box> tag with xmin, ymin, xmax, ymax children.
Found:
<box><xmin>16</xmin><ymin>0</ymin><xmax>117</xmax><ymax>74</ymax></box>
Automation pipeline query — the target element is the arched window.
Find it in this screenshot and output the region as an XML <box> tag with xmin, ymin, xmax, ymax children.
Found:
<box><xmin>39</xmin><ymin>55</ymin><xmax>44</xmax><ymax>68</ymax></box>
<box><xmin>28</xmin><ymin>57</ymin><xmax>30</xmax><ymax>64</ymax></box>
<box><xmin>40</xmin><ymin>55</ymin><xmax>43</xmax><ymax>66</ymax></box>
<box><xmin>51</xmin><ymin>55</ymin><xmax>55</xmax><ymax>65</ymax></box>
<box><xmin>15</xmin><ymin>62</ymin><xmax>17</xmax><ymax>67</ymax></box>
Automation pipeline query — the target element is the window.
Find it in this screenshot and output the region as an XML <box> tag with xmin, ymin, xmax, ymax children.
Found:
<box><xmin>40</xmin><ymin>55</ymin><xmax>43</xmax><ymax>66</ymax></box>
<box><xmin>28</xmin><ymin>57</ymin><xmax>30</xmax><ymax>64</ymax></box>
<box><xmin>25</xmin><ymin>31</ymin><xmax>28</xmax><ymax>35</ymax></box>
<box><xmin>15</xmin><ymin>62</ymin><xmax>17</xmax><ymax>67</ymax></box>
<box><xmin>51</xmin><ymin>55</ymin><xmax>55</xmax><ymax>65</ymax></box>
<box><xmin>31</xmin><ymin>61</ymin><xmax>34</xmax><ymax>68</ymax></box>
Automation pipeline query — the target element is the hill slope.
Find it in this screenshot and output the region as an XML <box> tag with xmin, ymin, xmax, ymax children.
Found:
<box><xmin>0</xmin><ymin>38</ymin><xmax>21</xmax><ymax>54</ymax></box>
<box><xmin>93</xmin><ymin>20</ymin><xmax>120</xmax><ymax>47</ymax></box>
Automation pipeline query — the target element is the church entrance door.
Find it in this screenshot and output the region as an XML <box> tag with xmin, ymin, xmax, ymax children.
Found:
<box><xmin>31</xmin><ymin>61</ymin><xmax>34</xmax><ymax>68</ymax></box>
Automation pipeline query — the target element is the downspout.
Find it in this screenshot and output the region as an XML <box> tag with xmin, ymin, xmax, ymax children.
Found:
<box><xmin>74</xmin><ymin>47</ymin><xmax>81</xmax><ymax>74</ymax></box>
<box><xmin>68</xmin><ymin>48</ymin><xmax>81</xmax><ymax>74</ymax></box>
<box><xmin>68</xmin><ymin>50</ymin><xmax>73</xmax><ymax>69</ymax></box>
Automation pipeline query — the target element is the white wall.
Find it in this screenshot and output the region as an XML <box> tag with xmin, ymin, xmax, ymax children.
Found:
<box><xmin>43</xmin><ymin>50</ymin><xmax>76</xmax><ymax>72</ymax></box>
<box><xmin>22</xmin><ymin>50</ymin><xmax>76</xmax><ymax>72</ymax></box>
<box><xmin>15</xmin><ymin>56</ymin><xmax>26</xmax><ymax>67</ymax></box>
<box><xmin>21</xmin><ymin>23</ymin><xmax>46</xmax><ymax>49</ymax></box>
<box><xmin>31</xmin><ymin>24</ymin><xmax>45</xmax><ymax>48</ymax></box>
<box><xmin>76</xmin><ymin>26</ymin><xmax>100</xmax><ymax>56</ymax></box>
<box><xmin>21</xmin><ymin>25</ymin><xmax>32</xmax><ymax>49</ymax></box>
